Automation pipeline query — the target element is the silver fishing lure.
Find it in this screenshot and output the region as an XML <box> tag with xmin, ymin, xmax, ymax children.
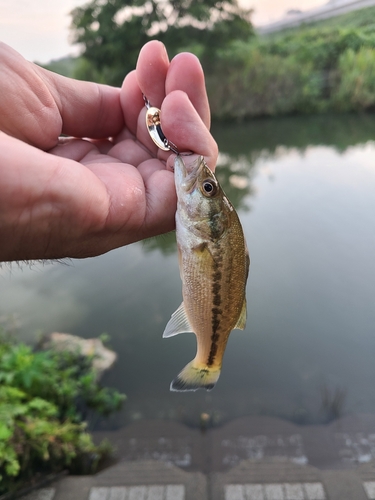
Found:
<box><xmin>143</xmin><ymin>94</ymin><xmax>193</xmax><ymax>156</ymax></box>
<box><xmin>143</xmin><ymin>95</ymin><xmax>179</xmax><ymax>153</ymax></box>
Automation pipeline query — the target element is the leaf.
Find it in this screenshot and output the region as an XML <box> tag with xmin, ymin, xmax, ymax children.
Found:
<box><xmin>5</xmin><ymin>458</ymin><xmax>20</xmax><ymax>477</ymax></box>
<box><xmin>0</xmin><ymin>423</ymin><xmax>12</xmax><ymax>441</ymax></box>
<box><xmin>27</xmin><ymin>398</ymin><xmax>58</xmax><ymax>418</ymax></box>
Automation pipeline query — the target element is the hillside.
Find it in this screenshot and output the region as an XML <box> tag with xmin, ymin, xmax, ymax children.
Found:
<box><xmin>207</xmin><ymin>6</ymin><xmax>375</xmax><ymax>119</ymax></box>
<box><xmin>313</xmin><ymin>5</ymin><xmax>375</xmax><ymax>29</ymax></box>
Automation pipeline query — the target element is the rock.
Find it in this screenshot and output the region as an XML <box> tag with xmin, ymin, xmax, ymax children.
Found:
<box><xmin>42</xmin><ymin>332</ymin><xmax>117</xmax><ymax>378</ymax></box>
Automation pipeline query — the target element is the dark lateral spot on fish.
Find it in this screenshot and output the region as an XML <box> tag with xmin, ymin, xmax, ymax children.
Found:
<box><xmin>208</xmin><ymin>305</ymin><xmax>222</xmax><ymax>365</ymax></box>
<box><xmin>212</xmin><ymin>256</ymin><xmax>223</xmax><ymax>270</ymax></box>
<box><xmin>208</xmin><ymin>242</ymin><xmax>224</xmax><ymax>366</ymax></box>
<box><xmin>213</xmin><ymin>271</ymin><xmax>222</xmax><ymax>282</ymax></box>
<box><xmin>207</xmin><ymin>342</ymin><xmax>218</xmax><ymax>366</ymax></box>
<box><xmin>212</xmin><ymin>282</ymin><xmax>221</xmax><ymax>304</ymax></box>
<box><xmin>213</xmin><ymin>294</ymin><xmax>221</xmax><ymax>306</ymax></box>
<box><xmin>212</xmin><ymin>317</ymin><xmax>220</xmax><ymax>333</ymax></box>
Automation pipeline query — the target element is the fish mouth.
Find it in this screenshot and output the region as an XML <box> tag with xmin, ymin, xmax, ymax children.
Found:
<box><xmin>174</xmin><ymin>156</ymin><xmax>205</xmax><ymax>193</ymax></box>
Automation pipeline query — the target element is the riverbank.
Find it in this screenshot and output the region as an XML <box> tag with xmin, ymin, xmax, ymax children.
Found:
<box><xmin>206</xmin><ymin>6</ymin><xmax>375</xmax><ymax>120</ymax></box>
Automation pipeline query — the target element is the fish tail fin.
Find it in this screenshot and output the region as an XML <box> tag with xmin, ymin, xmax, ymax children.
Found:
<box><xmin>170</xmin><ymin>360</ymin><xmax>221</xmax><ymax>392</ymax></box>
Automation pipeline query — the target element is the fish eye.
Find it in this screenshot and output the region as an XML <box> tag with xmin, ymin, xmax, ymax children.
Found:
<box><xmin>201</xmin><ymin>179</ymin><xmax>217</xmax><ymax>197</ymax></box>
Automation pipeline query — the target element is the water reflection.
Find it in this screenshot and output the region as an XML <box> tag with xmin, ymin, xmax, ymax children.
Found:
<box><xmin>320</xmin><ymin>384</ymin><xmax>347</xmax><ymax>424</ymax></box>
<box><xmin>142</xmin><ymin>231</ymin><xmax>177</xmax><ymax>255</ymax></box>
<box><xmin>1</xmin><ymin>114</ymin><xmax>375</xmax><ymax>430</ymax></box>
<box><xmin>215</xmin><ymin>153</ymin><xmax>256</xmax><ymax>212</ymax></box>
<box><xmin>212</xmin><ymin>112</ymin><xmax>375</xmax><ymax>156</ymax></box>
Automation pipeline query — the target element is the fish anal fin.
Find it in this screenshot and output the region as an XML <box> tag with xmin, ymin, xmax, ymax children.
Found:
<box><xmin>163</xmin><ymin>302</ymin><xmax>193</xmax><ymax>338</ymax></box>
<box><xmin>234</xmin><ymin>298</ymin><xmax>247</xmax><ymax>330</ymax></box>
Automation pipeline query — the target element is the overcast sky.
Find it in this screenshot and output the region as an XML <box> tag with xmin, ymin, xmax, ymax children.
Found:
<box><xmin>0</xmin><ymin>0</ymin><xmax>325</xmax><ymax>64</ymax></box>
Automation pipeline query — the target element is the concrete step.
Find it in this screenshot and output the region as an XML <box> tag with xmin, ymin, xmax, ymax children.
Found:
<box><xmin>19</xmin><ymin>459</ymin><xmax>375</xmax><ymax>500</ymax></box>
<box><xmin>18</xmin><ymin>413</ymin><xmax>375</xmax><ymax>500</ymax></box>
<box><xmin>20</xmin><ymin>461</ymin><xmax>206</xmax><ymax>500</ymax></box>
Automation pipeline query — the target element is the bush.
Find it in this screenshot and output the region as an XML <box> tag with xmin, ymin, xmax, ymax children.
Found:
<box><xmin>205</xmin><ymin>17</ymin><xmax>375</xmax><ymax>119</ymax></box>
<box><xmin>263</xmin><ymin>27</ymin><xmax>375</xmax><ymax>70</ymax></box>
<box><xmin>207</xmin><ymin>44</ymin><xmax>323</xmax><ymax>119</ymax></box>
<box><xmin>334</xmin><ymin>47</ymin><xmax>375</xmax><ymax>110</ymax></box>
<box><xmin>0</xmin><ymin>334</ymin><xmax>125</xmax><ymax>494</ymax></box>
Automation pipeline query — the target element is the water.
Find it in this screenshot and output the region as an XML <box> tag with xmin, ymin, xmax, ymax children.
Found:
<box><xmin>1</xmin><ymin>114</ymin><xmax>375</xmax><ymax>430</ymax></box>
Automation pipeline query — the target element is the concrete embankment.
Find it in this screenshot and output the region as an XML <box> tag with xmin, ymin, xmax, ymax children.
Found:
<box><xmin>258</xmin><ymin>0</ymin><xmax>375</xmax><ymax>34</ymax></box>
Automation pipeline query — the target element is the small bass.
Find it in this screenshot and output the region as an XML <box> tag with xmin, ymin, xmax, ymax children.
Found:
<box><xmin>163</xmin><ymin>155</ymin><xmax>249</xmax><ymax>391</ymax></box>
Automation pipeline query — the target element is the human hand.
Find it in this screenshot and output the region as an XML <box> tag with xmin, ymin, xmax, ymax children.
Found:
<box><xmin>0</xmin><ymin>41</ymin><xmax>218</xmax><ymax>262</ymax></box>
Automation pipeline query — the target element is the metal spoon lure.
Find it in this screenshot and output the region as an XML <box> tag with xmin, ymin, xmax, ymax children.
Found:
<box><xmin>143</xmin><ymin>95</ymin><xmax>179</xmax><ymax>154</ymax></box>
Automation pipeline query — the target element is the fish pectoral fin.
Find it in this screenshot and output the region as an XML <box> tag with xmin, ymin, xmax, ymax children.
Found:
<box><xmin>163</xmin><ymin>302</ymin><xmax>194</xmax><ymax>338</ymax></box>
<box><xmin>192</xmin><ymin>242</ymin><xmax>218</xmax><ymax>264</ymax></box>
<box><xmin>234</xmin><ymin>298</ymin><xmax>247</xmax><ymax>330</ymax></box>
<box><xmin>193</xmin><ymin>241</ymin><xmax>209</xmax><ymax>254</ymax></box>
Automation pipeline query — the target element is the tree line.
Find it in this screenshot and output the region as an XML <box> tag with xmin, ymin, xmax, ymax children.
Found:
<box><xmin>56</xmin><ymin>2</ymin><xmax>375</xmax><ymax>120</ymax></box>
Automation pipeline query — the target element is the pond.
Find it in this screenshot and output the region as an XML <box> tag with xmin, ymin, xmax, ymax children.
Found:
<box><xmin>1</xmin><ymin>113</ymin><xmax>375</xmax><ymax>432</ymax></box>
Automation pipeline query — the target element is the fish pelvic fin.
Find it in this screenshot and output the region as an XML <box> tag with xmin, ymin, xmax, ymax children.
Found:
<box><xmin>170</xmin><ymin>361</ymin><xmax>221</xmax><ymax>392</ymax></box>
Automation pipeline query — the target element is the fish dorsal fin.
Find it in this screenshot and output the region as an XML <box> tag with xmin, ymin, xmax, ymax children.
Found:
<box><xmin>163</xmin><ymin>302</ymin><xmax>194</xmax><ymax>338</ymax></box>
<box><xmin>234</xmin><ymin>298</ymin><xmax>247</xmax><ymax>330</ymax></box>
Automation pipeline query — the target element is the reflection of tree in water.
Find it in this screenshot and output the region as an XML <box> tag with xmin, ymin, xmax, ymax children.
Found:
<box><xmin>142</xmin><ymin>231</ymin><xmax>177</xmax><ymax>255</ymax></box>
<box><xmin>212</xmin><ymin>113</ymin><xmax>375</xmax><ymax>156</ymax></box>
<box><xmin>319</xmin><ymin>383</ymin><xmax>347</xmax><ymax>424</ymax></box>
<box><xmin>215</xmin><ymin>153</ymin><xmax>257</xmax><ymax>212</ymax></box>
<box><xmin>143</xmin><ymin>113</ymin><xmax>375</xmax><ymax>255</ymax></box>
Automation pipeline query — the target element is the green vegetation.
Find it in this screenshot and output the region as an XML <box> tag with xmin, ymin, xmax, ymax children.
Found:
<box><xmin>69</xmin><ymin>0</ymin><xmax>253</xmax><ymax>86</ymax></box>
<box><xmin>43</xmin><ymin>5</ymin><xmax>375</xmax><ymax>120</ymax></box>
<box><xmin>0</xmin><ymin>334</ymin><xmax>125</xmax><ymax>495</ymax></box>
<box><xmin>208</xmin><ymin>6</ymin><xmax>375</xmax><ymax>119</ymax></box>
<box><xmin>334</xmin><ymin>46</ymin><xmax>375</xmax><ymax>110</ymax></box>
<box><xmin>40</xmin><ymin>57</ymin><xmax>80</xmax><ymax>78</ymax></box>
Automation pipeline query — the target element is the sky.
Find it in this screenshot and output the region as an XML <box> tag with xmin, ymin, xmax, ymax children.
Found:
<box><xmin>0</xmin><ymin>0</ymin><xmax>326</xmax><ymax>64</ymax></box>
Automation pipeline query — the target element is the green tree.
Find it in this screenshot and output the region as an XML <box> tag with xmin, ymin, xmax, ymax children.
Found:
<box><xmin>70</xmin><ymin>0</ymin><xmax>254</xmax><ymax>85</ymax></box>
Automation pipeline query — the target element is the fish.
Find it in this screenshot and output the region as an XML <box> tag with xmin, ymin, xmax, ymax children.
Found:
<box><xmin>163</xmin><ymin>155</ymin><xmax>249</xmax><ymax>392</ymax></box>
